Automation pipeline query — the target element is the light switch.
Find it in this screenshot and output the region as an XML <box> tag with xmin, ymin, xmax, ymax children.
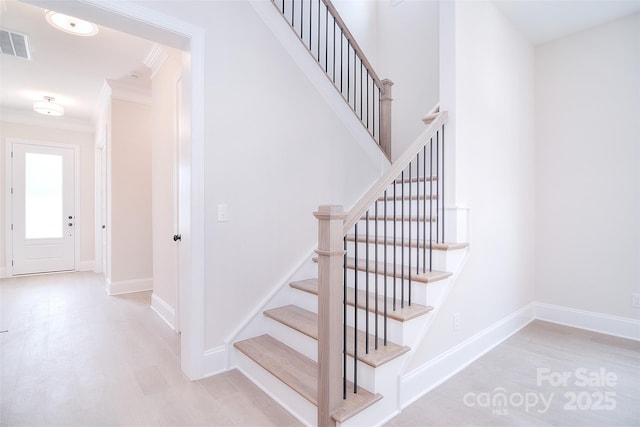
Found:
<box><xmin>217</xmin><ymin>204</ymin><xmax>228</xmax><ymax>222</ymax></box>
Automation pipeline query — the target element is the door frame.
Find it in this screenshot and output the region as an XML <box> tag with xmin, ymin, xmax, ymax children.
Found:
<box><xmin>31</xmin><ymin>0</ymin><xmax>207</xmax><ymax>380</ymax></box>
<box><xmin>5</xmin><ymin>138</ymin><xmax>81</xmax><ymax>276</ymax></box>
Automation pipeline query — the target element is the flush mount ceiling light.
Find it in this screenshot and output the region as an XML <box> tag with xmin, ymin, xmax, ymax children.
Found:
<box><xmin>45</xmin><ymin>11</ymin><xmax>99</xmax><ymax>36</ymax></box>
<box><xmin>33</xmin><ymin>96</ymin><xmax>64</xmax><ymax>116</ymax></box>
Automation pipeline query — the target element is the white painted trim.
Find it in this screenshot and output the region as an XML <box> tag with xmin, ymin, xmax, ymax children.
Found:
<box><xmin>5</xmin><ymin>138</ymin><xmax>81</xmax><ymax>276</ymax></box>
<box><xmin>534</xmin><ymin>302</ymin><xmax>640</xmax><ymax>341</ymax></box>
<box><xmin>0</xmin><ymin>267</ymin><xmax>7</xmax><ymax>278</ymax></box>
<box><xmin>145</xmin><ymin>43</ymin><xmax>169</xmax><ymax>79</ymax></box>
<box><xmin>151</xmin><ymin>293</ymin><xmax>176</xmax><ymax>330</ymax></box>
<box><xmin>0</xmin><ymin>108</ymin><xmax>94</xmax><ymax>133</ymax></box>
<box><xmin>106</xmin><ymin>277</ymin><xmax>153</xmax><ymax>295</ymax></box>
<box><xmin>399</xmin><ymin>303</ymin><xmax>535</xmax><ymax>409</ymax></box>
<box><xmin>106</xmin><ymin>80</ymin><xmax>152</xmax><ymax>106</ymax></box>
<box><xmin>58</xmin><ymin>0</ymin><xmax>207</xmax><ymax>381</ymax></box>
<box><xmin>77</xmin><ymin>261</ymin><xmax>95</xmax><ymax>271</ymax></box>
<box><xmin>203</xmin><ymin>346</ymin><xmax>228</xmax><ymax>378</ymax></box>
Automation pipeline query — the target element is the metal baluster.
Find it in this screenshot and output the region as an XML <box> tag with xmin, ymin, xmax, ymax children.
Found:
<box><xmin>374</xmin><ymin>197</ymin><xmax>378</xmax><ymax>350</ymax></box>
<box><xmin>393</xmin><ymin>178</ymin><xmax>397</xmax><ymax>311</ymax></box>
<box><xmin>325</xmin><ymin>5</ymin><xmax>328</xmax><ymax>72</ymax></box>
<box><xmin>429</xmin><ymin>137</ymin><xmax>433</xmax><ymax>271</ymax></box>
<box><xmin>423</xmin><ymin>145</ymin><xmax>427</xmax><ymax>274</ymax></box>
<box><xmin>360</xmin><ymin>62</ymin><xmax>363</xmax><ymax>122</ymax></box>
<box><xmin>343</xmin><ymin>236</ymin><xmax>347</xmax><ymax>400</ymax></box>
<box><xmin>407</xmin><ymin>162</ymin><xmax>411</xmax><ymax>308</ymax></box>
<box><xmin>383</xmin><ymin>189</ymin><xmax>388</xmax><ymax>346</ymax></box>
<box><xmin>436</xmin><ymin>130</ymin><xmax>440</xmax><ymax>243</ymax></box>
<box><xmin>365</xmin><ymin>210</ymin><xmax>370</xmax><ymax>354</ymax></box>
<box><xmin>401</xmin><ymin>170</ymin><xmax>404</xmax><ymax>309</ymax></box>
<box><xmin>332</xmin><ymin>19</ymin><xmax>336</xmax><ymax>81</ymax></box>
<box><xmin>353</xmin><ymin>223</ymin><xmax>358</xmax><ymax>393</ymax></box>
<box><xmin>442</xmin><ymin>125</ymin><xmax>445</xmax><ymax>243</ymax></box>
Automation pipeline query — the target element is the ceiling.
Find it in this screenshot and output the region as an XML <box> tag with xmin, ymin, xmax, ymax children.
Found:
<box><xmin>1</xmin><ymin>0</ymin><xmax>639</xmax><ymax>131</ymax></box>
<box><xmin>0</xmin><ymin>0</ymin><xmax>157</xmax><ymax>129</ymax></box>
<box><xmin>494</xmin><ymin>0</ymin><xmax>640</xmax><ymax>46</ymax></box>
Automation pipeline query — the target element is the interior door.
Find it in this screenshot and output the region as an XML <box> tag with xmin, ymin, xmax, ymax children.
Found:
<box><xmin>11</xmin><ymin>142</ymin><xmax>75</xmax><ymax>275</ymax></box>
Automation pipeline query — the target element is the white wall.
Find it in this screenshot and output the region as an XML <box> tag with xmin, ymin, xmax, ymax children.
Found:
<box><xmin>151</xmin><ymin>48</ymin><xmax>182</xmax><ymax>319</ymax></box>
<box><xmin>377</xmin><ymin>0</ymin><xmax>440</xmax><ymax>160</ymax></box>
<box><xmin>110</xmin><ymin>99</ymin><xmax>153</xmax><ymax>285</ymax></box>
<box><xmin>334</xmin><ymin>0</ymin><xmax>441</xmax><ymax>160</ymax></box>
<box><xmin>535</xmin><ymin>13</ymin><xmax>640</xmax><ymax>319</ymax></box>
<box><xmin>131</xmin><ymin>0</ymin><xmax>384</xmax><ymax>350</ymax></box>
<box><xmin>407</xmin><ymin>0</ymin><xmax>536</xmax><ymax>369</ymax></box>
<box><xmin>0</xmin><ymin>121</ymin><xmax>95</xmax><ymax>275</ymax></box>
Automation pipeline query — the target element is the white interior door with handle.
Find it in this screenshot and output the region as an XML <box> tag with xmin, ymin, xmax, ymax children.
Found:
<box><xmin>11</xmin><ymin>141</ymin><xmax>75</xmax><ymax>275</ymax></box>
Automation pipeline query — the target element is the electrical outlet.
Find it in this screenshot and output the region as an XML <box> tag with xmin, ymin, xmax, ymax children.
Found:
<box><xmin>633</xmin><ymin>293</ymin><xmax>640</xmax><ymax>308</ymax></box>
<box><xmin>453</xmin><ymin>312</ymin><xmax>461</xmax><ymax>331</ymax></box>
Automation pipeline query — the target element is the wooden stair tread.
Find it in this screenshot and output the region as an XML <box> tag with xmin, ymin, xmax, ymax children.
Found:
<box><xmin>394</xmin><ymin>176</ymin><xmax>437</xmax><ymax>183</ymax></box>
<box><xmin>312</xmin><ymin>257</ymin><xmax>452</xmax><ymax>284</ymax></box>
<box><xmin>360</xmin><ymin>214</ymin><xmax>436</xmax><ymax>222</ymax></box>
<box><xmin>234</xmin><ymin>334</ymin><xmax>382</xmax><ymax>423</ymax></box>
<box><xmin>264</xmin><ymin>305</ymin><xmax>411</xmax><ymax>367</ymax></box>
<box><xmin>345</xmin><ymin>257</ymin><xmax>452</xmax><ymax>283</ymax></box>
<box><xmin>290</xmin><ymin>279</ymin><xmax>432</xmax><ymax>322</ymax></box>
<box><xmin>345</xmin><ymin>235</ymin><xmax>469</xmax><ymax>251</ymax></box>
<box><xmin>377</xmin><ymin>194</ymin><xmax>438</xmax><ymax>202</ymax></box>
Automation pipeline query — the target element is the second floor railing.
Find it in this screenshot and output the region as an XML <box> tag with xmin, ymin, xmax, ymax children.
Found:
<box><xmin>273</xmin><ymin>0</ymin><xmax>394</xmax><ymax>159</ymax></box>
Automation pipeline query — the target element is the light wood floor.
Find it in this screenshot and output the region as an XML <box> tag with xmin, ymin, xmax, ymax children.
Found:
<box><xmin>385</xmin><ymin>320</ymin><xmax>640</xmax><ymax>426</ymax></box>
<box><xmin>0</xmin><ymin>272</ymin><xmax>301</xmax><ymax>426</ymax></box>
<box><xmin>2</xmin><ymin>272</ymin><xmax>638</xmax><ymax>426</ymax></box>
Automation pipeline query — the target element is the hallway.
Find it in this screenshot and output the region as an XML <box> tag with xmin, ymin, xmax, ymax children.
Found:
<box><xmin>0</xmin><ymin>272</ymin><xmax>300</xmax><ymax>426</ymax></box>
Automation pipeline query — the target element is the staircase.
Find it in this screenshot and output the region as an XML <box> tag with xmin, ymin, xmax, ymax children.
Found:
<box><xmin>231</xmin><ymin>2</ymin><xmax>469</xmax><ymax>425</ymax></box>
<box><xmin>232</xmin><ymin>109</ymin><xmax>469</xmax><ymax>427</ymax></box>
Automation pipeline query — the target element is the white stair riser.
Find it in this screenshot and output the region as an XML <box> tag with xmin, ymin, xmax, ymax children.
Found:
<box><xmin>234</xmin><ymin>349</ymin><xmax>317</xmax><ymax>427</ymax></box>
<box><xmin>289</xmin><ymin>286</ymin><xmax>319</xmax><ymax>314</ymax></box>
<box><xmin>390</xmin><ymin>180</ymin><xmax>442</xmax><ymax>195</ymax></box>
<box><xmin>345</xmin><ymin>272</ymin><xmax>430</xmax><ymax>307</ymax></box>
<box><xmin>353</xmin><ymin>219</ymin><xmax>442</xmax><ymax>241</ymax></box>
<box><xmin>347</xmin><ymin>241</ymin><xmax>448</xmax><ymax>271</ymax></box>
<box><xmin>264</xmin><ymin>316</ymin><xmax>318</xmax><ymax>362</ymax></box>
<box><xmin>369</xmin><ymin>198</ymin><xmax>441</xmax><ymax>217</ymax></box>
<box><xmin>344</xmin><ymin>352</ymin><xmax>406</xmax><ymax>394</ymax></box>
<box><xmin>345</xmin><ymin>304</ymin><xmax>425</xmax><ymax>346</ymax></box>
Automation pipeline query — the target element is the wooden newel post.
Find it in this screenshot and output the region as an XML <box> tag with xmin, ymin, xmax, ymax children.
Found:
<box><xmin>314</xmin><ymin>205</ymin><xmax>347</xmax><ymax>427</ymax></box>
<box><xmin>380</xmin><ymin>78</ymin><xmax>394</xmax><ymax>160</ymax></box>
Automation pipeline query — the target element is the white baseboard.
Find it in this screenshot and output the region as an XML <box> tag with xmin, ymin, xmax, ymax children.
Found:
<box><xmin>400</xmin><ymin>303</ymin><xmax>535</xmax><ymax>409</ymax></box>
<box><xmin>203</xmin><ymin>346</ymin><xmax>227</xmax><ymax>378</ymax></box>
<box><xmin>534</xmin><ymin>302</ymin><xmax>640</xmax><ymax>341</ymax></box>
<box><xmin>151</xmin><ymin>293</ymin><xmax>176</xmax><ymax>330</ymax></box>
<box><xmin>106</xmin><ymin>277</ymin><xmax>153</xmax><ymax>295</ymax></box>
<box><xmin>77</xmin><ymin>260</ymin><xmax>95</xmax><ymax>271</ymax></box>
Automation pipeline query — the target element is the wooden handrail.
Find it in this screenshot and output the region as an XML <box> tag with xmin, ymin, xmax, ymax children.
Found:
<box><xmin>343</xmin><ymin>110</ymin><xmax>448</xmax><ymax>234</ymax></box>
<box><xmin>321</xmin><ymin>0</ymin><xmax>383</xmax><ymax>88</ymax></box>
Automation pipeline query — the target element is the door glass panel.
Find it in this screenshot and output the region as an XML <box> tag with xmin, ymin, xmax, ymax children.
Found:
<box><xmin>25</xmin><ymin>152</ymin><xmax>63</xmax><ymax>239</ymax></box>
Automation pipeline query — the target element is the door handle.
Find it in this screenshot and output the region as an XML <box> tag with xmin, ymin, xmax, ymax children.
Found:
<box><xmin>173</xmin><ymin>234</ymin><xmax>181</xmax><ymax>241</ymax></box>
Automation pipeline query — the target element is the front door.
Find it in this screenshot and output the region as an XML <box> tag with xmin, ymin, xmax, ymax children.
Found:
<box><xmin>11</xmin><ymin>141</ymin><xmax>75</xmax><ymax>275</ymax></box>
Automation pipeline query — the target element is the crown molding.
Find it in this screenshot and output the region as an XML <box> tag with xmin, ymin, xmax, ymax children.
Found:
<box><xmin>0</xmin><ymin>107</ymin><xmax>94</xmax><ymax>133</ymax></box>
<box><xmin>144</xmin><ymin>43</ymin><xmax>169</xmax><ymax>79</ymax></box>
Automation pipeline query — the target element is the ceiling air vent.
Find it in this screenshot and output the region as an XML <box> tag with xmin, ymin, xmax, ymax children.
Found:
<box><xmin>0</xmin><ymin>28</ymin><xmax>31</xmax><ymax>60</ymax></box>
